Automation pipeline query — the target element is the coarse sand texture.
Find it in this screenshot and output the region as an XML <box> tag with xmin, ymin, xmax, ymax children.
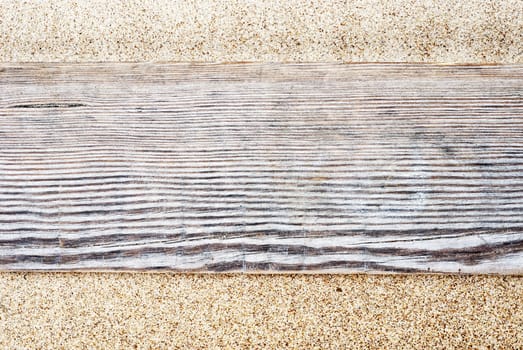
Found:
<box><xmin>0</xmin><ymin>0</ymin><xmax>523</xmax><ymax>348</ymax></box>
<box><xmin>0</xmin><ymin>0</ymin><xmax>521</xmax><ymax>63</ymax></box>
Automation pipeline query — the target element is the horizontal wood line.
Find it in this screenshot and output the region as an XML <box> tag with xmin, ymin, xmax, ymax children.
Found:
<box><xmin>5</xmin><ymin>114</ymin><xmax>521</xmax><ymax>121</ymax></box>
<box><xmin>2</xmin><ymin>140</ymin><xmax>522</xmax><ymax>147</ymax></box>
<box><xmin>0</xmin><ymin>188</ymin><xmax>521</xmax><ymax>201</ymax></box>
<box><xmin>0</xmin><ymin>160</ymin><xmax>521</xmax><ymax>170</ymax></box>
<box><xmin>4</xmin><ymin>241</ymin><xmax>523</xmax><ymax>268</ymax></box>
<box><xmin>2</xmin><ymin>153</ymin><xmax>523</xmax><ymax>162</ymax></box>
<box><xmin>1</xmin><ymin>188</ymin><xmax>522</xmax><ymax>201</ymax></box>
<box><xmin>0</xmin><ymin>204</ymin><xmax>520</xmax><ymax>217</ymax></box>
<box><xmin>4</xmin><ymin>102</ymin><xmax>522</xmax><ymax>108</ymax></box>
<box><xmin>2</xmin><ymin>198</ymin><xmax>521</xmax><ymax>209</ymax></box>
<box><xmin>3</xmin><ymin>109</ymin><xmax>522</xmax><ymax>116</ymax></box>
<box><xmin>1</xmin><ymin>165</ymin><xmax>522</xmax><ymax>175</ymax></box>
<box><xmin>4</xmin><ymin>137</ymin><xmax>522</xmax><ymax>142</ymax></box>
<box><xmin>3</xmin><ymin>135</ymin><xmax>522</xmax><ymax>142</ymax></box>
<box><xmin>0</xmin><ymin>156</ymin><xmax>520</xmax><ymax>164</ymax></box>
<box><xmin>4</xmin><ymin>105</ymin><xmax>521</xmax><ymax>111</ymax></box>
<box><xmin>1</xmin><ymin>147</ymin><xmax>522</xmax><ymax>155</ymax></box>
<box><xmin>3</xmin><ymin>226</ymin><xmax>521</xmax><ymax>244</ymax></box>
<box><xmin>1</xmin><ymin>99</ymin><xmax>521</xmax><ymax>106</ymax></box>
<box><xmin>1</xmin><ymin>149</ymin><xmax>522</xmax><ymax>157</ymax></box>
<box><xmin>2</xmin><ymin>227</ymin><xmax>519</xmax><ymax>247</ymax></box>
<box><xmin>1</xmin><ymin>173</ymin><xmax>522</xmax><ymax>184</ymax></box>
<box><xmin>0</xmin><ymin>226</ymin><xmax>520</xmax><ymax>241</ymax></box>
<box><xmin>2</xmin><ymin>142</ymin><xmax>522</xmax><ymax>150</ymax></box>
<box><xmin>0</xmin><ymin>214</ymin><xmax>521</xmax><ymax>228</ymax></box>
<box><xmin>4</xmin><ymin>239</ymin><xmax>523</xmax><ymax>265</ymax></box>
<box><xmin>4</xmin><ymin>93</ymin><xmax>521</xmax><ymax>99</ymax></box>
<box><xmin>1</xmin><ymin>220</ymin><xmax>522</xmax><ymax>233</ymax></box>
<box><xmin>3</xmin><ymin>105</ymin><xmax>522</xmax><ymax>113</ymax></box>
<box><xmin>2</xmin><ymin>163</ymin><xmax>523</xmax><ymax>172</ymax></box>
<box><xmin>10</xmin><ymin>232</ymin><xmax>523</xmax><ymax>251</ymax></box>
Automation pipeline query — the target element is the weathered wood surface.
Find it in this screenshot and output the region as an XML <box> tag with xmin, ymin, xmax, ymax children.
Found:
<box><xmin>0</xmin><ymin>63</ymin><xmax>522</xmax><ymax>273</ymax></box>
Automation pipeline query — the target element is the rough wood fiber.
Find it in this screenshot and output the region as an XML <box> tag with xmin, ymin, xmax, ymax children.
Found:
<box><xmin>0</xmin><ymin>63</ymin><xmax>522</xmax><ymax>273</ymax></box>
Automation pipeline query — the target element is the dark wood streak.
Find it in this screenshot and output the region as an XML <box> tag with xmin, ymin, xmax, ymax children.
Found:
<box><xmin>2</xmin><ymin>236</ymin><xmax>522</xmax><ymax>267</ymax></box>
<box><xmin>10</xmin><ymin>103</ymin><xmax>86</xmax><ymax>109</ymax></box>
<box><xmin>1</xmin><ymin>227</ymin><xmax>521</xmax><ymax>250</ymax></box>
<box><xmin>0</xmin><ymin>63</ymin><xmax>522</xmax><ymax>273</ymax></box>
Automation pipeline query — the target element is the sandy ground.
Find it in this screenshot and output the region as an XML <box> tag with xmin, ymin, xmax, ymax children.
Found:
<box><xmin>0</xmin><ymin>0</ymin><xmax>522</xmax><ymax>63</ymax></box>
<box><xmin>0</xmin><ymin>0</ymin><xmax>522</xmax><ymax>348</ymax></box>
<box><xmin>1</xmin><ymin>274</ymin><xmax>522</xmax><ymax>349</ymax></box>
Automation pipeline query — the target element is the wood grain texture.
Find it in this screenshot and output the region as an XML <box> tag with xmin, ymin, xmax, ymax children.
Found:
<box><xmin>0</xmin><ymin>63</ymin><xmax>522</xmax><ymax>273</ymax></box>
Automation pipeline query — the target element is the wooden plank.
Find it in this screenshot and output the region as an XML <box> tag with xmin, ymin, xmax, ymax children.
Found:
<box><xmin>0</xmin><ymin>63</ymin><xmax>522</xmax><ymax>273</ymax></box>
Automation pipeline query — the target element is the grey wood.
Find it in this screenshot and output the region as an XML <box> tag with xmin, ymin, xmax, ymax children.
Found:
<box><xmin>0</xmin><ymin>63</ymin><xmax>522</xmax><ymax>273</ymax></box>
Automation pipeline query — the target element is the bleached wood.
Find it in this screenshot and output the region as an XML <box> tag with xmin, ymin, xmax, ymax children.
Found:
<box><xmin>0</xmin><ymin>63</ymin><xmax>522</xmax><ymax>273</ymax></box>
